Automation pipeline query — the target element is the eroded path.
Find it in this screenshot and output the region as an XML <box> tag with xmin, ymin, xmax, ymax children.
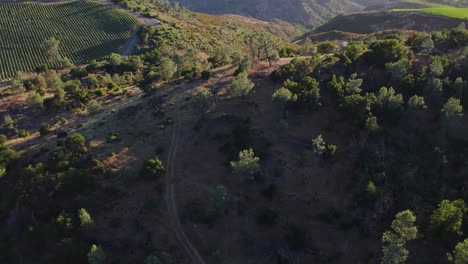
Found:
<box><xmin>165</xmin><ymin>91</ymin><xmax>206</xmax><ymax>264</ymax></box>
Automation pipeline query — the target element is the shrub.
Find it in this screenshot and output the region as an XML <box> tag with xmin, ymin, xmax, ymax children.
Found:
<box><xmin>201</xmin><ymin>70</ymin><xmax>211</xmax><ymax>80</ymax></box>
<box><xmin>317</xmin><ymin>42</ymin><xmax>336</xmax><ymax>54</ymax></box>
<box><xmin>441</xmin><ymin>98</ymin><xmax>463</xmax><ymax>118</ymax></box>
<box><xmin>448</xmin><ymin>239</ymin><xmax>468</xmax><ymax>264</ymax></box>
<box><xmin>230</xmin><ymin>149</ymin><xmax>260</xmax><ymax>181</ymax></box>
<box><xmin>86</xmin><ymin>100</ymin><xmax>102</xmax><ymax>114</ymax></box>
<box><xmin>78</xmin><ymin>208</ymin><xmax>93</xmax><ymax>227</ymax></box>
<box><xmin>40</xmin><ymin>123</ymin><xmax>51</xmax><ymax>135</ymax></box>
<box><xmin>0</xmin><ymin>134</ymin><xmax>6</xmax><ymax>145</ymax></box>
<box><xmin>88</xmin><ymin>244</ymin><xmax>105</xmax><ymax>264</ymax></box>
<box><xmin>140</xmin><ymin>157</ymin><xmax>165</xmax><ymax>178</ymax></box>
<box><xmin>17</xmin><ymin>129</ymin><xmax>30</xmax><ymax>138</ymax></box>
<box><xmin>106</xmin><ymin>131</ymin><xmax>121</xmax><ymax>143</ymax></box>
<box><xmin>229</xmin><ymin>71</ymin><xmax>254</xmax><ymax>97</ymax></box>
<box><xmin>65</xmin><ymin>133</ymin><xmax>87</xmax><ymax>155</ymax></box>
<box><xmin>430</xmin><ymin>199</ymin><xmax>466</xmax><ymax>237</ymax></box>
<box><xmin>26</xmin><ymin>92</ymin><xmax>44</xmax><ymax>109</ymax></box>
<box><xmin>191</xmin><ymin>90</ymin><xmax>216</xmax><ymax>115</ymax></box>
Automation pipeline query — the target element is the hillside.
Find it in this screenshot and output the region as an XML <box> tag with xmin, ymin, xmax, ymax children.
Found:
<box><xmin>165</xmin><ymin>0</ymin><xmax>373</xmax><ymax>27</ymax></box>
<box><xmin>310</xmin><ymin>11</ymin><xmax>464</xmax><ymax>35</ymax></box>
<box><xmin>0</xmin><ymin>0</ymin><xmax>467</xmax><ymax>263</ymax></box>
<box><xmin>0</xmin><ymin>0</ymin><xmax>139</xmax><ymax>80</ymax></box>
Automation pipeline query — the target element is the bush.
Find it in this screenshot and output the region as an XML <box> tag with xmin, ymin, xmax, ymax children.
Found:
<box><xmin>229</xmin><ymin>71</ymin><xmax>254</xmax><ymax>97</ymax></box>
<box><xmin>65</xmin><ymin>133</ymin><xmax>87</xmax><ymax>154</ymax></box>
<box><xmin>17</xmin><ymin>129</ymin><xmax>30</xmax><ymax>138</ymax></box>
<box><xmin>191</xmin><ymin>90</ymin><xmax>216</xmax><ymax>115</ymax></box>
<box><xmin>230</xmin><ymin>149</ymin><xmax>260</xmax><ymax>181</ymax></box>
<box><xmin>140</xmin><ymin>157</ymin><xmax>165</xmax><ymax>178</ymax></box>
<box><xmin>201</xmin><ymin>70</ymin><xmax>211</xmax><ymax>80</ymax></box>
<box><xmin>40</xmin><ymin>123</ymin><xmax>51</xmax><ymax>135</ymax></box>
<box><xmin>106</xmin><ymin>131</ymin><xmax>121</xmax><ymax>143</ymax></box>
<box><xmin>78</xmin><ymin>208</ymin><xmax>93</xmax><ymax>227</ymax></box>
<box><xmin>317</xmin><ymin>42</ymin><xmax>336</xmax><ymax>54</ymax></box>
<box><xmin>86</xmin><ymin>100</ymin><xmax>102</xmax><ymax>114</ymax></box>
<box><xmin>87</xmin><ymin>244</ymin><xmax>105</xmax><ymax>264</ymax></box>
<box><xmin>0</xmin><ymin>134</ymin><xmax>7</xmax><ymax>145</ymax></box>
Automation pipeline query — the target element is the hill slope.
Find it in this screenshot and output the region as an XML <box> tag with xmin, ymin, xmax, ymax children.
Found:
<box><xmin>0</xmin><ymin>0</ymin><xmax>139</xmax><ymax>80</ymax></box>
<box><xmin>166</xmin><ymin>0</ymin><xmax>376</xmax><ymax>27</ymax></box>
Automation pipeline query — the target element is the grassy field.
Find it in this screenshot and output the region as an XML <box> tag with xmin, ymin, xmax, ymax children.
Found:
<box><xmin>0</xmin><ymin>0</ymin><xmax>140</xmax><ymax>80</ymax></box>
<box><xmin>393</xmin><ymin>0</ymin><xmax>468</xmax><ymax>19</ymax></box>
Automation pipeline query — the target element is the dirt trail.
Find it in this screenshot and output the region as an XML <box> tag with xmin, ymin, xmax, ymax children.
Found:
<box><xmin>165</xmin><ymin>91</ymin><xmax>206</xmax><ymax>264</ymax></box>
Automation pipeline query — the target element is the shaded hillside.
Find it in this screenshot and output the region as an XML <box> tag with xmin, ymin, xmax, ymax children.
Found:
<box><xmin>310</xmin><ymin>11</ymin><xmax>464</xmax><ymax>34</ymax></box>
<box><xmin>165</xmin><ymin>0</ymin><xmax>371</xmax><ymax>27</ymax></box>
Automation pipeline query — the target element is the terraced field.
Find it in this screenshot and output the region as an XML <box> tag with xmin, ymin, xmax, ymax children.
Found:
<box><xmin>0</xmin><ymin>0</ymin><xmax>140</xmax><ymax>80</ymax></box>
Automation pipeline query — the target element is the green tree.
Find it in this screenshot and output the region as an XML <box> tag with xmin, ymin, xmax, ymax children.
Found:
<box><xmin>442</xmin><ymin>98</ymin><xmax>463</xmax><ymax>118</ymax></box>
<box><xmin>79</xmin><ymin>208</ymin><xmax>93</xmax><ymax>227</ymax></box>
<box><xmin>160</xmin><ymin>57</ymin><xmax>178</xmax><ymax>81</ymax></box>
<box><xmin>317</xmin><ymin>42</ymin><xmax>336</xmax><ymax>54</ymax></box>
<box><xmin>140</xmin><ymin>157</ymin><xmax>165</xmax><ymax>178</ymax></box>
<box><xmin>448</xmin><ymin>239</ymin><xmax>468</xmax><ymax>264</ymax></box>
<box><xmin>365</xmin><ymin>114</ymin><xmax>379</xmax><ymax>134</ymax></box>
<box><xmin>312</xmin><ymin>134</ymin><xmax>326</xmax><ymax>156</ymax></box>
<box><xmin>86</xmin><ymin>100</ymin><xmax>102</xmax><ymax>114</ymax></box>
<box><xmin>60</xmin><ymin>57</ymin><xmax>74</xmax><ymax>70</ymax></box>
<box><xmin>343</xmin><ymin>42</ymin><xmax>365</xmax><ymax>62</ymax></box>
<box><xmin>230</xmin><ymin>149</ymin><xmax>260</xmax><ymax>181</ymax></box>
<box><xmin>368</xmin><ymin>39</ymin><xmax>408</xmax><ymax>65</ymax></box>
<box><xmin>26</xmin><ymin>92</ymin><xmax>44</xmax><ymax>110</ymax></box>
<box><xmin>344</xmin><ymin>73</ymin><xmax>363</xmax><ymax>95</ymax></box>
<box><xmin>409</xmin><ymin>33</ymin><xmax>434</xmax><ymax>52</ymax></box>
<box><xmin>108</xmin><ymin>53</ymin><xmax>122</xmax><ymax>70</ymax></box>
<box><xmin>229</xmin><ymin>71</ymin><xmax>255</xmax><ymax>97</ymax></box>
<box><xmin>381</xmin><ymin>210</ymin><xmax>418</xmax><ymax>264</ymax></box>
<box><xmin>44</xmin><ymin>37</ymin><xmax>60</xmax><ymax>63</ymax></box>
<box><xmin>297</xmin><ymin>76</ymin><xmax>321</xmax><ymax>108</ymax></box>
<box><xmin>272</xmin><ymin>87</ymin><xmax>296</xmax><ymax>117</ymax></box>
<box><xmin>88</xmin><ymin>244</ymin><xmax>106</xmax><ymax>264</ymax></box>
<box><xmin>191</xmin><ymin>90</ymin><xmax>216</xmax><ymax>115</ymax></box>
<box><xmin>377</xmin><ymin>87</ymin><xmax>404</xmax><ymax>112</ymax></box>
<box><xmin>383</xmin><ymin>210</ymin><xmax>418</xmax><ymax>244</ymax></box>
<box><xmin>407</xmin><ymin>95</ymin><xmax>427</xmax><ymax>110</ymax></box>
<box><xmin>65</xmin><ymin>133</ymin><xmax>88</xmax><ymax>154</ymax></box>
<box><xmin>3</xmin><ymin>115</ymin><xmax>14</xmax><ymax>130</ymax></box>
<box><xmin>11</xmin><ymin>79</ymin><xmax>26</xmax><ymax>95</ymax></box>
<box><xmin>382</xmin><ymin>243</ymin><xmax>409</xmax><ymax>264</ymax></box>
<box><xmin>386</xmin><ymin>59</ymin><xmax>409</xmax><ymax>79</ymax></box>
<box><xmin>430</xmin><ymin>199</ymin><xmax>466</xmax><ymax>237</ymax></box>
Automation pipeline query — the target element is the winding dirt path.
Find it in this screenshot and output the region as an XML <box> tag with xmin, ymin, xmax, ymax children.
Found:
<box><xmin>165</xmin><ymin>94</ymin><xmax>206</xmax><ymax>264</ymax></box>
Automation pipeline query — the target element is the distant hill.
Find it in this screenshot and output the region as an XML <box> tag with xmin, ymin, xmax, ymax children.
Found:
<box><xmin>310</xmin><ymin>11</ymin><xmax>464</xmax><ymax>35</ymax></box>
<box><xmin>166</xmin><ymin>0</ymin><xmax>387</xmax><ymax>27</ymax></box>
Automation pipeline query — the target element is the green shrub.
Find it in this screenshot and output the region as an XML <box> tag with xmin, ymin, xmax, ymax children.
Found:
<box><xmin>40</xmin><ymin>123</ymin><xmax>51</xmax><ymax>135</ymax></box>
<box><xmin>140</xmin><ymin>157</ymin><xmax>165</xmax><ymax>178</ymax></box>
<box><xmin>201</xmin><ymin>70</ymin><xmax>211</xmax><ymax>81</ymax></box>
<box><xmin>17</xmin><ymin>129</ymin><xmax>30</xmax><ymax>138</ymax></box>
<box><xmin>106</xmin><ymin>131</ymin><xmax>121</xmax><ymax>143</ymax></box>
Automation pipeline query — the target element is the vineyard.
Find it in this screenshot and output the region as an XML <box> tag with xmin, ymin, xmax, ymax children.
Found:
<box><xmin>0</xmin><ymin>0</ymin><xmax>140</xmax><ymax>80</ymax></box>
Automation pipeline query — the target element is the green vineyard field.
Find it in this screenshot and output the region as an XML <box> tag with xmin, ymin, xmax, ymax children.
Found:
<box><xmin>0</xmin><ymin>0</ymin><xmax>140</xmax><ymax>80</ymax></box>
